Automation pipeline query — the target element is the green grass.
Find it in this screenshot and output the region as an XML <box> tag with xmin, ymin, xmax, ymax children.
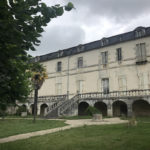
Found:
<box><xmin>0</xmin><ymin>119</ymin><xmax>66</xmax><ymax>138</ymax></box>
<box><xmin>3</xmin><ymin>115</ymin><xmax>40</xmax><ymax>118</ymax></box>
<box><xmin>0</xmin><ymin>118</ymin><xmax>150</xmax><ymax>150</ymax></box>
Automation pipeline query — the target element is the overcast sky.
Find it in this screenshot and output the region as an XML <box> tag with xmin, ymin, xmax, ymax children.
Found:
<box><xmin>29</xmin><ymin>0</ymin><xmax>150</xmax><ymax>56</ymax></box>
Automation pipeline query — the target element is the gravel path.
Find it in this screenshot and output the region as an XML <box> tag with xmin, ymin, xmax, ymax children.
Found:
<box><xmin>0</xmin><ymin>117</ymin><xmax>128</xmax><ymax>144</ymax></box>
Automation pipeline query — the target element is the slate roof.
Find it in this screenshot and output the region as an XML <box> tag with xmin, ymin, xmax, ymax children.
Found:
<box><xmin>35</xmin><ymin>26</ymin><xmax>150</xmax><ymax>62</ymax></box>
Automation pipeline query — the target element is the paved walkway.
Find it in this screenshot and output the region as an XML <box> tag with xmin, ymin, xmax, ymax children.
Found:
<box><xmin>0</xmin><ymin>118</ymin><xmax>128</xmax><ymax>144</ymax></box>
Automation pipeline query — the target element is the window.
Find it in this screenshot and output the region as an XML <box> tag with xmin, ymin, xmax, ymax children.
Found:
<box><xmin>101</xmin><ymin>51</ymin><xmax>108</xmax><ymax>65</ymax></box>
<box><xmin>118</xmin><ymin>76</ymin><xmax>127</xmax><ymax>91</ymax></box>
<box><xmin>135</xmin><ymin>29</ymin><xmax>145</xmax><ymax>38</ymax></box>
<box><xmin>136</xmin><ymin>43</ymin><xmax>147</xmax><ymax>63</ymax></box>
<box><xmin>57</xmin><ymin>61</ymin><xmax>62</xmax><ymax>72</ymax></box>
<box><xmin>77</xmin><ymin>57</ymin><xmax>83</xmax><ymax>68</ymax></box>
<box><xmin>138</xmin><ymin>74</ymin><xmax>144</xmax><ymax>89</ymax></box>
<box><xmin>138</xmin><ymin>73</ymin><xmax>149</xmax><ymax>89</ymax></box>
<box><xmin>77</xmin><ymin>45</ymin><xmax>84</xmax><ymax>52</ymax></box>
<box><xmin>102</xmin><ymin>78</ymin><xmax>109</xmax><ymax>94</ymax></box>
<box><xmin>148</xmin><ymin>73</ymin><xmax>150</xmax><ymax>89</ymax></box>
<box><xmin>116</xmin><ymin>48</ymin><xmax>122</xmax><ymax>61</ymax></box>
<box><xmin>56</xmin><ymin>83</ymin><xmax>62</xmax><ymax>95</ymax></box>
<box><xmin>101</xmin><ymin>38</ymin><xmax>109</xmax><ymax>46</ymax></box>
<box><xmin>77</xmin><ymin>80</ymin><xmax>84</xmax><ymax>93</ymax></box>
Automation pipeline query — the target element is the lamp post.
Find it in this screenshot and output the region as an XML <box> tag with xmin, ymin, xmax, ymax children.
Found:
<box><xmin>33</xmin><ymin>74</ymin><xmax>43</xmax><ymax>123</ymax></box>
<box><xmin>31</xmin><ymin>63</ymin><xmax>47</xmax><ymax>123</ymax></box>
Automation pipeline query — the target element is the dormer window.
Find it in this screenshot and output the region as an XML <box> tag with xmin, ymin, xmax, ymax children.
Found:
<box><xmin>57</xmin><ymin>61</ymin><xmax>62</xmax><ymax>72</ymax></box>
<box><xmin>135</xmin><ymin>27</ymin><xmax>146</xmax><ymax>38</ymax></box>
<box><xmin>101</xmin><ymin>38</ymin><xmax>109</xmax><ymax>46</ymax></box>
<box><xmin>119</xmin><ymin>36</ymin><xmax>122</xmax><ymax>42</ymax></box>
<box><xmin>58</xmin><ymin>50</ymin><xmax>64</xmax><ymax>57</ymax></box>
<box><xmin>77</xmin><ymin>45</ymin><xmax>84</xmax><ymax>53</ymax></box>
<box><xmin>34</xmin><ymin>56</ymin><xmax>40</xmax><ymax>62</ymax></box>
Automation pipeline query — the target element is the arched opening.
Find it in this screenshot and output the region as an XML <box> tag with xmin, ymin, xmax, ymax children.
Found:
<box><xmin>94</xmin><ymin>102</ymin><xmax>107</xmax><ymax>116</ymax></box>
<box><xmin>78</xmin><ymin>102</ymin><xmax>89</xmax><ymax>116</ymax></box>
<box><xmin>40</xmin><ymin>104</ymin><xmax>48</xmax><ymax>116</ymax></box>
<box><xmin>30</xmin><ymin>104</ymin><xmax>34</xmax><ymax>115</ymax></box>
<box><xmin>133</xmin><ymin>100</ymin><xmax>150</xmax><ymax>116</ymax></box>
<box><xmin>113</xmin><ymin>101</ymin><xmax>127</xmax><ymax>117</ymax></box>
<box><xmin>22</xmin><ymin>104</ymin><xmax>27</xmax><ymax>111</ymax></box>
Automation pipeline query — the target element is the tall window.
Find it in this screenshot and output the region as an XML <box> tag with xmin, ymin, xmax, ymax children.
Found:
<box><xmin>138</xmin><ymin>73</ymin><xmax>144</xmax><ymax>89</ymax></box>
<box><xmin>77</xmin><ymin>57</ymin><xmax>83</xmax><ymax>68</ymax></box>
<box><xmin>116</xmin><ymin>48</ymin><xmax>122</xmax><ymax>61</ymax></box>
<box><xmin>57</xmin><ymin>61</ymin><xmax>62</xmax><ymax>72</ymax></box>
<box><xmin>56</xmin><ymin>83</ymin><xmax>62</xmax><ymax>95</ymax></box>
<box><xmin>101</xmin><ymin>51</ymin><xmax>108</xmax><ymax>65</ymax></box>
<box><xmin>102</xmin><ymin>78</ymin><xmax>109</xmax><ymax>94</ymax></box>
<box><xmin>118</xmin><ymin>76</ymin><xmax>127</xmax><ymax>91</ymax></box>
<box><xmin>136</xmin><ymin>43</ymin><xmax>147</xmax><ymax>63</ymax></box>
<box><xmin>77</xmin><ymin>80</ymin><xmax>84</xmax><ymax>93</ymax></box>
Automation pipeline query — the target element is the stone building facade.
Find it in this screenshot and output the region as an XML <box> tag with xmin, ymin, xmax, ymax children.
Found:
<box><xmin>20</xmin><ymin>26</ymin><xmax>150</xmax><ymax>118</ymax></box>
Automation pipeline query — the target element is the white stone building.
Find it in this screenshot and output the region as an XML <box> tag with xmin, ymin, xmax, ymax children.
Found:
<box><xmin>22</xmin><ymin>26</ymin><xmax>150</xmax><ymax>118</ymax></box>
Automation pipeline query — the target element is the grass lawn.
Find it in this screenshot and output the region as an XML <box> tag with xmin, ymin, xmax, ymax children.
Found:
<box><xmin>0</xmin><ymin>119</ymin><xmax>66</xmax><ymax>138</ymax></box>
<box><xmin>0</xmin><ymin>118</ymin><xmax>150</xmax><ymax>150</ymax></box>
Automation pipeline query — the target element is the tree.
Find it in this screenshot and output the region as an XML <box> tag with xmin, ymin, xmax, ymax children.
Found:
<box><xmin>0</xmin><ymin>0</ymin><xmax>74</xmax><ymax>113</ymax></box>
<box><xmin>31</xmin><ymin>63</ymin><xmax>48</xmax><ymax>122</ymax></box>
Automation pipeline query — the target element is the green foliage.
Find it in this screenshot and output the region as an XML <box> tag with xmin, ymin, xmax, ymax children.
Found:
<box><xmin>0</xmin><ymin>0</ymin><xmax>74</xmax><ymax>109</ymax></box>
<box><xmin>0</xmin><ymin>102</ymin><xmax>7</xmax><ymax>117</ymax></box>
<box><xmin>16</xmin><ymin>105</ymin><xmax>27</xmax><ymax>116</ymax></box>
<box><xmin>128</xmin><ymin>116</ymin><xmax>137</xmax><ymax>127</ymax></box>
<box><xmin>85</xmin><ymin>106</ymin><xmax>101</xmax><ymax>116</ymax></box>
<box><xmin>65</xmin><ymin>2</ymin><xmax>75</xmax><ymax>11</ymax></box>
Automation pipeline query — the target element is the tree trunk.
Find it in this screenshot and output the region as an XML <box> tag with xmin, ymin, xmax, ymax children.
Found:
<box><xmin>33</xmin><ymin>88</ymin><xmax>38</xmax><ymax>123</ymax></box>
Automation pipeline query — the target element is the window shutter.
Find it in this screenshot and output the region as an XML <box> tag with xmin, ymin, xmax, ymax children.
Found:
<box><xmin>141</xmin><ymin>43</ymin><xmax>146</xmax><ymax>61</ymax></box>
<box><xmin>102</xmin><ymin>78</ymin><xmax>109</xmax><ymax>94</ymax></box>
<box><xmin>119</xmin><ymin>76</ymin><xmax>126</xmax><ymax>91</ymax></box>
<box><xmin>101</xmin><ymin>52</ymin><xmax>108</xmax><ymax>65</ymax></box>
<box><xmin>105</xmin><ymin>52</ymin><xmax>108</xmax><ymax>64</ymax></box>
<box><xmin>136</xmin><ymin>44</ymin><xmax>141</xmax><ymax>61</ymax></box>
<box><xmin>122</xmin><ymin>77</ymin><xmax>127</xmax><ymax>91</ymax></box>
<box><xmin>138</xmin><ymin>74</ymin><xmax>144</xmax><ymax>89</ymax></box>
<box><xmin>118</xmin><ymin>77</ymin><xmax>122</xmax><ymax>90</ymax></box>
<box><xmin>101</xmin><ymin>52</ymin><xmax>104</xmax><ymax>64</ymax></box>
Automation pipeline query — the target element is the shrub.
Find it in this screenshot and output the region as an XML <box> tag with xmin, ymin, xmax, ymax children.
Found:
<box><xmin>85</xmin><ymin>106</ymin><xmax>101</xmax><ymax>116</ymax></box>
<box><xmin>16</xmin><ymin>105</ymin><xmax>27</xmax><ymax>116</ymax></box>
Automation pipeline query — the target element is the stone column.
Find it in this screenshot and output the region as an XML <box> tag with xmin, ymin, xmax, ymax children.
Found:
<box><xmin>127</xmin><ymin>103</ymin><xmax>133</xmax><ymax>117</ymax></box>
<box><xmin>90</xmin><ymin>101</ymin><xmax>94</xmax><ymax>107</ymax></box>
<box><xmin>37</xmin><ymin>104</ymin><xmax>41</xmax><ymax>115</ymax></box>
<box><xmin>26</xmin><ymin>104</ymin><xmax>30</xmax><ymax>114</ymax></box>
<box><xmin>107</xmin><ymin>101</ymin><xmax>113</xmax><ymax>117</ymax></box>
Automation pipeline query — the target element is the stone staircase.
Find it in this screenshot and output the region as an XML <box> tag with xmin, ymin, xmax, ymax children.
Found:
<box><xmin>45</xmin><ymin>94</ymin><xmax>79</xmax><ymax>118</ymax></box>
<box><xmin>58</xmin><ymin>95</ymin><xmax>79</xmax><ymax>116</ymax></box>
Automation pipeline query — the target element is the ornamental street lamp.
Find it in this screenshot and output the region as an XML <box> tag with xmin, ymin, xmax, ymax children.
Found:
<box><xmin>33</xmin><ymin>73</ymin><xmax>44</xmax><ymax>123</ymax></box>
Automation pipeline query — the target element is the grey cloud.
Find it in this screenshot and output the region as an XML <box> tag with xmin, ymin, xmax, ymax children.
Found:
<box><xmin>29</xmin><ymin>25</ymin><xmax>85</xmax><ymax>56</ymax></box>
<box><xmin>68</xmin><ymin>0</ymin><xmax>150</xmax><ymax>21</ymax></box>
<box><xmin>29</xmin><ymin>0</ymin><xmax>150</xmax><ymax>56</ymax></box>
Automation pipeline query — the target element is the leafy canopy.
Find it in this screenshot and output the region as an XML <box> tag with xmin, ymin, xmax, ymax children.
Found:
<box><xmin>0</xmin><ymin>0</ymin><xmax>74</xmax><ymax>110</ymax></box>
